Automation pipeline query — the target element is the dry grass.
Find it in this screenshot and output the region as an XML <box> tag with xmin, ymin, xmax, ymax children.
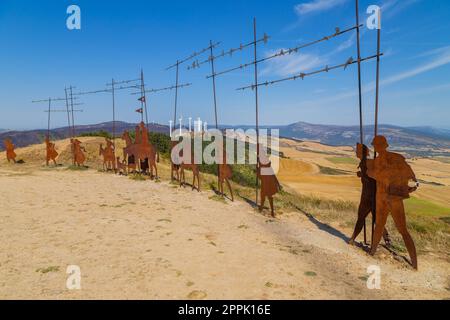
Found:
<box><xmin>281</xmin><ymin>191</ymin><xmax>450</xmax><ymax>256</ymax></box>
<box><xmin>435</xmin><ymin>157</ymin><xmax>450</xmax><ymax>164</ymax></box>
<box><xmin>317</xmin><ymin>165</ymin><xmax>350</xmax><ymax>176</ymax></box>
<box><xmin>326</xmin><ymin>157</ymin><xmax>359</xmax><ymax>165</ymax></box>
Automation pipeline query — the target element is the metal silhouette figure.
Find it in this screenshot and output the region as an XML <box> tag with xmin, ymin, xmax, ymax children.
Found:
<box><xmin>3</xmin><ymin>138</ymin><xmax>17</xmax><ymax>163</ymax></box>
<box><xmin>116</xmin><ymin>156</ymin><xmax>136</xmax><ymax>175</ymax></box>
<box><xmin>135</xmin><ymin>125</ymin><xmax>142</xmax><ymax>145</ymax></box>
<box><xmin>170</xmin><ymin>140</ymin><xmax>181</xmax><ymax>182</ymax></box>
<box><xmin>218</xmin><ymin>149</ymin><xmax>234</xmax><ymax>201</ymax></box>
<box><xmin>349</xmin><ymin>143</ymin><xmax>391</xmax><ymax>246</ymax></box>
<box><xmin>367</xmin><ymin>136</ymin><xmax>418</xmax><ymax>269</ymax></box>
<box><xmin>125</xmin><ymin>154</ymin><xmax>137</xmax><ymax>174</ymax></box>
<box><xmin>138</xmin><ymin>122</ymin><xmax>151</xmax><ymax>175</ymax></box>
<box><xmin>121</xmin><ymin>122</ymin><xmax>158</xmax><ymax>179</ymax></box>
<box><xmin>116</xmin><ymin>157</ymin><xmax>129</xmax><ymax>175</ymax></box>
<box><xmin>257</xmin><ymin>147</ymin><xmax>281</xmax><ymax>217</ymax></box>
<box><xmin>71</xmin><ymin>138</ymin><xmax>86</xmax><ymax>167</ymax></box>
<box><xmin>99</xmin><ymin>137</ymin><xmax>116</xmax><ymax>171</ymax></box>
<box><xmin>45</xmin><ymin>136</ymin><xmax>59</xmax><ymax>166</ymax></box>
<box><xmin>179</xmin><ymin>147</ymin><xmax>201</xmax><ymax>192</ymax></box>
<box><xmin>140</xmin><ymin>158</ymin><xmax>150</xmax><ymax>174</ymax></box>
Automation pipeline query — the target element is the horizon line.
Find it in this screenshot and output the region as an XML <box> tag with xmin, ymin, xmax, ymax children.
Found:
<box><xmin>2</xmin><ymin>120</ymin><xmax>449</xmax><ymax>133</ymax></box>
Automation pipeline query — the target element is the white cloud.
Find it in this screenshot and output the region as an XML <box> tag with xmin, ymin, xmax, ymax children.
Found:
<box><xmin>381</xmin><ymin>0</ymin><xmax>401</xmax><ymax>11</ymax></box>
<box><xmin>380</xmin><ymin>47</ymin><xmax>450</xmax><ymax>86</ymax></box>
<box><xmin>381</xmin><ymin>0</ymin><xmax>420</xmax><ymax>19</ymax></box>
<box><xmin>301</xmin><ymin>45</ymin><xmax>450</xmax><ymax>105</ymax></box>
<box><xmin>261</xmin><ymin>49</ymin><xmax>326</xmax><ymax>77</ymax></box>
<box><xmin>294</xmin><ymin>0</ymin><xmax>348</xmax><ymax>16</ymax></box>
<box><xmin>413</xmin><ymin>45</ymin><xmax>450</xmax><ymax>59</ymax></box>
<box><xmin>387</xmin><ymin>82</ymin><xmax>450</xmax><ymax>99</ymax></box>
<box><xmin>334</xmin><ymin>33</ymin><xmax>356</xmax><ymax>53</ymax></box>
<box><xmin>322</xmin><ymin>0</ymin><xmax>419</xmax><ymax>55</ymax></box>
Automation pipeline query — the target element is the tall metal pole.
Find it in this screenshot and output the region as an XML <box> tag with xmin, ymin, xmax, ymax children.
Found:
<box><xmin>111</xmin><ymin>78</ymin><xmax>116</xmax><ymax>149</ymax></box>
<box><xmin>136</xmin><ymin>70</ymin><xmax>143</xmax><ymax>124</ymax></box>
<box><xmin>65</xmin><ymin>86</ymin><xmax>75</xmax><ymax>164</ymax></box>
<box><xmin>374</xmin><ymin>28</ymin><xmax>381</xmax><ymax>139</ymax></box>
<box><xmin>209</xmin><ymin>40</ymin><xmax>220</xmax><ymax>190</ymax></box>
<box><xmin>355</xmin><ymin>0</ymin><xmax>364</xmax><ymax>145</ymax></box>
<box><xmin>47</xmin><ymin>98</ymin><xmax>52</xmax><ymax>139</ymax></box>
<box><xmin>70</xmin><ymin>86</ymin><xmax>75</xmax><ymax>138</ymax></box>
<box><xmin>210</xmin><ymin>41</ymin><xmax>219</xmax><ymax>130</ymax></box>
<box><xmin>372</xmin><ymin>19</ymin><xmax>382</xmax><ymax>246</ymax></box>
<box><xmin>173</xmin><ymin>61</ymin><xmax>180</xmax><ymax>132</ymax></box>
<box><xmin>253</xmin><ymin>18</ymin><xmax>260</xmax><ymax>207</ymax></box>
<box><xmin>355</xmin><ymin>0</ymin><xmax>367</xmax><ymax>244</ymax></box>
<box><xmin>141</xmin><ymin>69</ymin><xmax>149</xmax><ymax>130</ymax></box>
<box><xmin>64</xmin><ymin>87</ymin><xmax>71</xmax><ymax>133</ymax></box>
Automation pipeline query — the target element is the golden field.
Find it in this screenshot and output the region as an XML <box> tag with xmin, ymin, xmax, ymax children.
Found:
<box><xmin>278</xmin><ymin>138</ymin><xmax>450</xmax><ymax>209</ymax></box>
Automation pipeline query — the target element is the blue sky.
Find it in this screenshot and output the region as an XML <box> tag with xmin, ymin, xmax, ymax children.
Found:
<box><xmin>0</xmin><ymin>0</ymin><xmax>449</xmax><ymax>130</ymax></box>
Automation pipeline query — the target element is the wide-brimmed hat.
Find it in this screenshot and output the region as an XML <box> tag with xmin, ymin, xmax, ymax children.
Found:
<box><xmin>372</xmin><ymin>135</ymin><xmax>389</xmax><ymax>149</ymax></box>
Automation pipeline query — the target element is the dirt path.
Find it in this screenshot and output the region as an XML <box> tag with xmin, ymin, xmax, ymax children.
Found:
<box><xmin>0</xmin><ymin>165</ymin><xmax>448</xmax><ymax>300</ymax></box>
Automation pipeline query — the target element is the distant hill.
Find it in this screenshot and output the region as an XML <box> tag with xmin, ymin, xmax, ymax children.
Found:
<box><xmin>223</xmin><ymin>122</ymin><xmax>450</xmax><ymax>157</ymax></box>
<box><xmin>2</xmin><ymin>121</ymin><xmax>450</xmax><ymax>157</ymax></box>
<box><xmin>0</xmin><ymin>121</ymin><xmax>169</xmax><ymax>151</ymax></box>
<box><xmin>279</xmin><ymin>122</ymin><xmax>450</xmax><ymax>157</ymax></box>
<box><xmin>406</xmin><ymin>126</ymin><xmax>450</xmax><ymax>140</ymax></box>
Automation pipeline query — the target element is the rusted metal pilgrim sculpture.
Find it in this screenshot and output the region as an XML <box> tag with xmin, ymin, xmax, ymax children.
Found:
<box><xmin>257</xmin><ymin>146</ymin><xmax>281</xmax><ymax>217</ymax></box>
<box><xmin>3</xmin><ymin>138</ymin><xmax>17</xmax><ymax>163</ymax></box>
<box><xmin>116</xmin><ymin>157</ymin><xmax>131</xmax><ymax>175</ymax></box>
<box><xmin>179</xmin><ymin>146</ymin><xmax>201</xmax><ymax>192</ymax></box>
<box><xmin>45</xmin><ymin>136</ymin><xmax>59</xmax><ymax>166</ymax></box>
<box><xmin>170</xmin><ymin>140</ymin><xmax>181</xmax><ymax>181</ymax></box>
<box><xmin>367</xmin><ymin>136</ymin><xmax>418</xmax><ymax>269</ymax></box>
<box><xmin>349</xmin><ymin>143</ymin><xmax>391</xmax><ymax>246</ymax></box>
<box><xmin>71</xmin><ymin>138</ymin><xmax>86</xmax><ymax>167</ymax></box>
<box><xmin>218</xmin><ymin>149</ymin><xmax>234</xmax><ymax>201</ymax></box>
<box><xmin>99</xmin><ymin>137</ymin><xmax>116</xmax><ymax>171</ymax></box>
<box><xmin>121</xmin><ymin>122</ymin><xmax>158</xmax><ymax>179</ymax></box>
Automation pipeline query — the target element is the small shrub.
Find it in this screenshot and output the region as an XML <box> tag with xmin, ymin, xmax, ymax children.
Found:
<box><xmin>318</xmin><ymin>165</ymin><xmax>349</xmax><ymax>175</ymax></box>
<box><xmin>67</xmin><ymin>165</ymin><xmax>88</xmax><ymax>171</ymax></box>
<box><xmin>209</xmin><ymin>195</ymin><xmax>227</xmax><ymax>204</ymax></box>
<box><xmin>129</xmin><ymin>173</ymin><xmax>146</xmax><ymax>181</ymax></box>
<box><xmin>36</xmin><ymin>266</ymin><xmax>60</xmax><ymax>274</ymax></box>
<box><xmin>78</xmin><ymin>130</ymin><xmax>112</xmax><ymax>139</ymax></box>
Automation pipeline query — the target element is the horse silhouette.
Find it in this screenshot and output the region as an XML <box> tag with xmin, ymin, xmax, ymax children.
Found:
<box><xmin>121</xmin><ymin>127</ymin><xmax>158</xmax><ymax>179</ymax></box>
<box><xmin>99</xmin><ymin>138</ymin><xmax>116</xmax><ymax>171</ymax></box>
<box><xmin>179</xmin><ymin>147</ymin><xmax>200</xmax><ymax>192</ymax></box>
